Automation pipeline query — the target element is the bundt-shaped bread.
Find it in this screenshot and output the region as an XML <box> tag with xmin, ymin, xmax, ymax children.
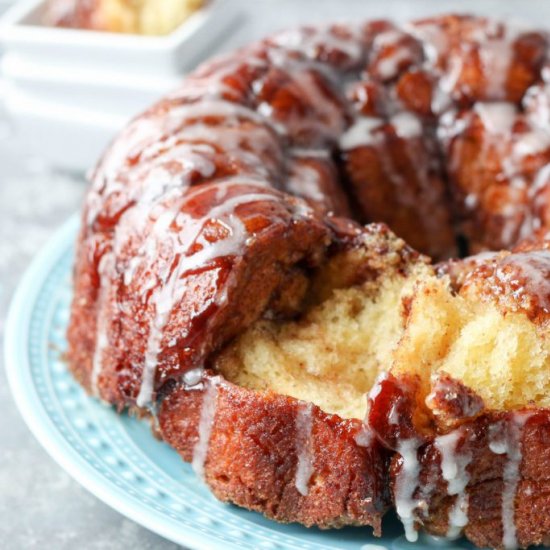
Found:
<box><xmin>44</xmin><ymin>0</ymin><xmax>204</xmax><ymax>35</ymax></box>
<box><xmin>68</xmin><ymin>14</ymin><xmax>550</xmax><ymax>548</ymax></box>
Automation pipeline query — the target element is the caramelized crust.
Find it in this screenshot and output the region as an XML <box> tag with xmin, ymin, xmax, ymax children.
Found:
<box><xmin>438</xmin><ymin>239</ymin><xmax>550</xmax><ymax>324</ymax></box>
<box><xmin>415</xmin><ymin>412</ymin><xmax>550</xmax><ymax>549</ymax></box>
<box><xmin>367</xmin><ymin>374</ymin><xmax>550</xmax><ymax>549</ymax></box>
<box><xmin>158</xmin><ymin>372</ymin><xmax>390</xmax><ymax>531</ymax></box>
<box><xmin>70</xmin><ymin>181</ymin><xmax>331</xmax><ymax>406</ymax></box>
<box><xmin>443</xmin><ymin>104</ymin><xmax>550</xmax><ymax>253</ymax></box>
<box><xmin>341</xmin><ymin>121</ymin><xmax>455</xmax><ymax>258</ymax></box>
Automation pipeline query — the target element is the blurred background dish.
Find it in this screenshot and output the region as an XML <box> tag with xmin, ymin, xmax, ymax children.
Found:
<box><xmin>44</xmin><ymin>0</ymin><xmax>205</xmax><ymax>36</ymax></box>
<box><xmin>0</xmin><ymin>0</ymin><xmax>239</xmax><ymax>171</ymax></box>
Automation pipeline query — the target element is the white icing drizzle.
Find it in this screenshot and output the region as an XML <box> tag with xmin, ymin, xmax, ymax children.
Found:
<box><xmin>390</xmin><ymin>112</ymin><xmax>422</xmax><ymax>140</ymax></box>
<box><xmin>87</xmin><ymin>139</ymin><xmax>219</xmax><ymax>229</ymax></box>
<box><xmin>513</xmin><ymin>128</ymin><xmax>550</xmax><ymax>159</ymax></box>
<box><xmin>295</xmin><ymin>402</ymin><xmax>314</xmax><ymax>496</ymax></box>
<box><xmin>376</xmin><ymin>47</ymin><xmax>413</xmax><ymax>81</ymax></box>
<box><xmin>407</xmin><ymin>20</ymin><xmax>454</xmax><ymax>113</ymax></box>
<box><xmin>87</xmin><ymin>87</ymin><xmax>289</xmax><ymax>227</ymax></box>
<box><xmin>170</xmin><ymin>53</ymin><xmax>268</xmax><ymax>103</ymax></box>
<box><xmin>182</xmin><ymin>367</ymin><xmax>204</xmax><ymax>388</ymax></box>
<box><xmin>405</xmin><ymin>20</ymin><xmax>449</xmax><ymax>66</ymax></box>
<box><xmin>373</xmin><ymin>29</ymin><xmax>404</xmax><ymax>49</ymax></box>
<box><xmin>412</xmin><ymin>19</ymin><xmax>521</xmax><ymax>113</ymax></box>
<box><xmin>387</xmin><ymin>403</ymin><xmax>400</xmax><ymax>426</ymax></box>
<box><xmin>90</xmin><ymin>252</ymin><xmax>115</xmax><ymax>397</ymax></box>
<box><xmin>437</xmin><ymin>109</ymin><xmax>468</xmax><ymax>150</ymax></box>
<box><xmin>434</xmin><ymin>429</ymin><xmax>472</xmax><ymax>539</ymax></box>
<box><xmin>395</xmin><ymin>438</ymin><xmax>422</xmax><ymax>542</ymax></box>
<box><xmin>358</xmin><ymin>372</ymin><xmax>386</xmax><ymax>447</ymax></box>
<box><xmin>135</xmin><ymin>187</ymin><xmax>281</xmax><ymax>407</ymax></box>
<box><xmin>167</xmin><ymin>122</ymin><xmax>280</xmax><ymax>166</ymax></box>
<box><xmin>293</xmin><ymin>70</ymin><xmax>345</xmax><ymax>137</ymax></box>
<box><xmin>368</xmin><ymin>371</ymin><xmax>388</xmax><ymax>401</ymax></box>
<box><xmin>261</xmin><ymin>56</ymin><xmax>346</xmax><ymax>141</ymax></box>
<box><xmin>432</xmin><ymin>54</ymin><xmax>463</xmax><ymax>114</ymax></box>
<box><xmin>339</xmin><ymin>117</ymin><xmax>384</xmax><ymax>150</ymax></box>
<box><xmin>475</xmin><ymin>22</ymin><xmax>519</xmax><ymax>99</ymax></box>
<box><xmin>489</xmin><ymin>412</ymin><xmax>533</xmax><ymax>550</ymax></box>
<box><xmin>370</xmin><ymin>28</ymin><xmax>417</xmax><ymax>81</ymax></box>
<box><xmin>355</xmin><ymin>425</ymin><xmax>373</xmax><ymax>447</ymax></box>
<box><xmin>287</xmin><ymin>164</ymin><xmax>327</xmax><ymax>203</ymax></box>
<box><xmin>137</xmin><ymin>142</ymin><xmax>218</xmax><ymax>196</ymax></box>
<box><xmin>272</xmin><ymin>24</ymin><xmax>364</xmax><ymax>65</ymax></box>
<box><xmin>289</xmin><ymin>147</ymin><xmax>330</xmax><ymax>159</ymax></box>
<box><xmin>531</xmin><ymin>163</ymin><xmax>550</xmax><ymax>199</ymax></box>
<box><xmin>524</xmin><ymin>82</ymin><xmax>550</xmax><ymax>128</ymax></box>
<box><xmin>166</xmin><ymin>100</ymin><xmax>271</xmax><ymax>131</ymax></box>
<box><xmin>192</xmin><ymin>376</ymin><xmax>221</xmax><ymax>478</ymax></box>
<box><xmin>474</xmin><ymin>102</ymin><xmax>516</xmax><ymax>135</ymax></box>
<box><xmin>469</xmin><ymin>101</ymin><xmax>550</xmax><ymax>246</ymax></box>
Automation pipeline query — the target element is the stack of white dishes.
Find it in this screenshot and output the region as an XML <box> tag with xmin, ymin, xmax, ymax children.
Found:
<box><xmin>0</xmin><ymin>0</ymin><xmax>239</xmax><ymax>172</ymax></box>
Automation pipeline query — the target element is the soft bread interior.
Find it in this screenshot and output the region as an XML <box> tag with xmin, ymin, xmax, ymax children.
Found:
<box><xmin>215</xmin><ymin>242</ymin><xmax>550</xmax><ymax>420</ymax></box>
<box><xmin>391</xmin><ymin>278</ymin><xmax>550</xmax><ymax>411</ymax></box>
<box><xmin>216</xmin><ymin>275</ymin><xmax>417</xmax><ymax>419</ymax></box>
<box><xmin>215</xmin><ymin>242</ymin><xmax>431</xmax><ymax>420</ymax></box>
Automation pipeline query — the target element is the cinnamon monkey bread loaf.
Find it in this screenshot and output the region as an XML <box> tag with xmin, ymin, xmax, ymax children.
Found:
<box><xmin>68</xmin><ymin>13</ymin><xmax>550</xmax><ymax>549</ymax></box>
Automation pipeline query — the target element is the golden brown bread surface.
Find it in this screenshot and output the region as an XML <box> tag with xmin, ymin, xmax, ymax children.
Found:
<box><xmin>66</xmin><ymin>13</ymin><xmax>550</xmax><ymax>548</ymax></box>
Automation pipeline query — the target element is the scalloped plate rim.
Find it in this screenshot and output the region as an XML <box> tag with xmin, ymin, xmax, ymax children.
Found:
<box><xmin>4</xmin><ymin>214</ymin><xmax>239</xmax><ymax>550</ymax></box>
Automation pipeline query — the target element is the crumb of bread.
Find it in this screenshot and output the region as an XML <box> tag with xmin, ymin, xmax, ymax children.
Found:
<box><xmin>216</xmin><ymin>248</ymin><xmax>550</xmax><ymax>419</ymax></box>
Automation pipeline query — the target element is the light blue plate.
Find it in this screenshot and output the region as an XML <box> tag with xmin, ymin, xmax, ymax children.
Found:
<box><xmin>5</xmin><ymin>215</ymin><xmax>475</xmax><ymax>550</ymax></box>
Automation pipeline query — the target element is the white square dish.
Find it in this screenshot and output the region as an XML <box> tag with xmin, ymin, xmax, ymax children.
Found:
<box><xmin>0</xmin><ymin>0</ymin><xmax>241</xmax><ymax>172</ymax></box>
<box><xmin>1</xmin><ymin>0</ymin><xmax>238</xmax><ymax>76</ymax></box>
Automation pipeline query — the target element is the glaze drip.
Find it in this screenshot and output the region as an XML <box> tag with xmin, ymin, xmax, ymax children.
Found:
<box><xmin>394</xmin><ymin>438</ymin><xmax>422</xmax><ymax>542</ymax></box>
<box><xmin>434</xmin><ymin>429</ymin><xmax>472</xmax><ymax>539</ymax></box>
<box><xmin>191</xmin><ymin>376</ymin><xmax>221</xmax><ymax>479</ymax></box>
<box><xmin>489</xmin><ymin>412</ymin><xmax>533</xmax><ymax>550</ymax></box>
<box><xmin>295</xmin><ymin>402</ymin><xmax>314</xmax><ymax>496</ymax></box>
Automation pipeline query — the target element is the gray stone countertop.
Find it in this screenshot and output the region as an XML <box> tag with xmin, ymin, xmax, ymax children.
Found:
<box><xmin>3</xmin><ymin>1</ymin><xmax>550</xmax><ymax>548</ymax></box>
